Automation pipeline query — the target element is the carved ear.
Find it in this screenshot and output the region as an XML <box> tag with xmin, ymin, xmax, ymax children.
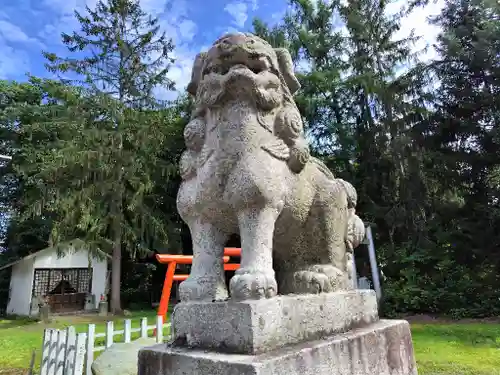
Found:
<box><xmin>274</xmin><ymin>48</ymin><xmax>301</xmax><ymax>95</ymax></box>
<box><xmin>187</xmin><ymin>52</ymin><xmax>207</xmax><ymax>96</ymax></box>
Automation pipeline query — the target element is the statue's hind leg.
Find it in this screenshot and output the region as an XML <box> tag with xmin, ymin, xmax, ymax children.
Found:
<box><xmin>178</xmin><ymin>219</ymin><xmax>229</xmax><ymax>302</ymax></box>
<box><xmin>279</xmin><ymin>181</ymin><xmax>350</xmax><ymax>294</ymax></box>
<box><xmin>229</xmin><ymin>205</ymin><xmax>282</xmax><ymax>300</ymax></box>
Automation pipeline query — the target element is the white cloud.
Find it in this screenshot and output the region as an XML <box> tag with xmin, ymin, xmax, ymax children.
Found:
<box><xmin>0</xmin><ymin>42</ymin><xmax>30</xmax><ymax>79</ymax></box>
<box><xmin>0</xmin><ymin>17</ymin><xmax>43</xmax><ymax>79</ymax></box>
<box><xmin>224</xmin><ymin>1</ymin><xmax>249</xmax><ymax>28</ymax></box>
<box><xmin>160</xmin><ymin>54</ymin><xmax>193</xmax><ymax>99</ymax></box>
<box><xmin>42</xmin><ymin>0</ymin><xmax>98</xmax><ymax>15</ymax></box>
<box><xmin>0</xmin><ymin>20</ymin><xmax>43</xmax><ymax>46</ymax></box>
<box><xmin>139</xmin><ymin>0</ymin><xmax>168</xmax><ymax>16</ymax></box>
<box><xmin>221</xmin><ymin>26</ymin><xmax>241</xmax><ymax>36</ymax></box>
<box><xmin>38</xmin><ymin>0</ymin><xmax>99</xmax><ymax>42</ymax></box>
<box><xmin>389</xmin><ymin>0</ymin><xmax>445</xmax><ymax>62</ymax></box>
<box><xmin>275</xmin><ymin>0</ymin><xmax>445</xmax><ymax>80</ymax></box>
<box><xmin>270</xmin><ymin>10</ymin><xmax>285</xmax><ymax>24</ymax></box>
<box><xmin>150</xmin><ymin>0</ymin><xmax>199</xmax><ymax>98</ymax></box>
<box><xmin>36</xmin><ymin>0</ymin><xmax>201</xmax><ymax>99</ymax></box>
<box><xmin>310</xmin><ymin>0</ymin><xmax>445</xmax><ymax>64</ymax></box>
<box><xmin>0</xmin><ymin>20</ymin><xmax>31</xmax><ymax>43</ymax></box>
<box><xmin>249</xmin><ymin>0</ymin><xmax>258</xmax><ymax>11</ymax></box>
<box><xmin>159</xmin><ymin>0</ymin><xmax>442</xmax><ymax>100</ymax></box>
<box><xmin>40</xmin><ymin>0</ymin><xmax>166</xmax><ymax>42</ymax></box>
<box><xmin>178</xmin><ymin>19</ymin><xmax>197</xmax><ymax>40</ymax></box>
<box><xmin>39</xmin><ymin>23</ymin><xmax>57</xmax><ymax>41</ymax></box>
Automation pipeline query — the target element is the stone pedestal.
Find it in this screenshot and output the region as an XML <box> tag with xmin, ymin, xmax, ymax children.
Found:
<box><xmin>98</xmin><ymin>301</ymin><xmax>108</xmax><ymax>316</ymax></box>
<box><xmin>138</xmin><ymin>291</ymin><xmax>418</xmax><ymax>375</ymax></box>
<box><xmin>85</xmin><ymin>293</ymin><xmax>96</xmax><ymax>311</ymax></box>
<box><xmin>38</xmin><ymin>305</ymin><xmax>50</xmax><ymax>323</ymax></box>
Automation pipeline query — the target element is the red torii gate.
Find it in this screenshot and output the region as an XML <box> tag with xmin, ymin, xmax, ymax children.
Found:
<box><xmin>155</xmin><ymin>247</ymin><xmax>241</xmax><ymax>318</ymax></box>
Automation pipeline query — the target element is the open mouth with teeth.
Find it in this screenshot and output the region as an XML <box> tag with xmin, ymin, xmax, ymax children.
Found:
<box><xmin>202</xmin><ymin>56</ymin><xmax>270</xmax><ymax>77</ymax></box>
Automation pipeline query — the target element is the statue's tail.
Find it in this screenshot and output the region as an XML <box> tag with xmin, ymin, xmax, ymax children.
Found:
<box><xmin>310</xmin><ymin>157</ymin><xmax>336</xmax><ymax>180</ymax></box>
<box><xmin>335</xmin><ymin>178</ymin><xmax>366</xmax><ymax>289</ymax></box>
<box><xmin>348</xmin><ymin>214</ymin><xmax>366</xmax><ymax>250</ymax></box>
<box><xmin>309</xmin><ymin>164</ymin><xmax>366</xmax><ymax>248</ymax></box>
<box><xmin>338</xmin><ymin>177</ymin><xmax>365</xmax><ymax>250</ymax></box>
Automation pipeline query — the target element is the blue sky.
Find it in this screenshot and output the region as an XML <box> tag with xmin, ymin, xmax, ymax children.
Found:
<box><xmin>0</xmin><ymin>0</ymin><xmax>445</xmax><ymax>98</ymax></box>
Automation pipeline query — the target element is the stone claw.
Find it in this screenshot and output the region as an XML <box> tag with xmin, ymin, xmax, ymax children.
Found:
<box><xmin>229</xmin><ymin>269</ymin><xmax>278</xmax><ymax>301</ymax></box>
<box><xmin>179</xmin><ymin>276</ymin><xmax>228</xmax><ymax>302</ymax></box>
<box><xmin>289</xmin><ymin>265</ymin><xmax>346</xmax><ymax>294</ymax></box>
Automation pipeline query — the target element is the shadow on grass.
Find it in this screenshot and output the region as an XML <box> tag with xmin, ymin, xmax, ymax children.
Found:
<box><xmin>0</xmin><ymin>369</ymin><xmax>27</xmax><ymax>375</ymax></box>
<box><xmin>0</xmin><ymin>316</ymin><xmax>39</xmax><ymax>330</ymax></box>
<box><xmin>412</xmin><ymin>323</ymin><xmax>500</xmax><ymax>348</ymax></box>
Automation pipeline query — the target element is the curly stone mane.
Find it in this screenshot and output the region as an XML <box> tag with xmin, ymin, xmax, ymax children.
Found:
<box><xmin>185</xmin><ymin>33</ymin><xmax>313</xmax><ymax>173</ymax></box>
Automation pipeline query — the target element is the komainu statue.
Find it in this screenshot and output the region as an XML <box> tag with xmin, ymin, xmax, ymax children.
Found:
<box><xmin>177</xmin><ymin>33</ymin><xmax>365</xmax><ymax>302</ymax></box>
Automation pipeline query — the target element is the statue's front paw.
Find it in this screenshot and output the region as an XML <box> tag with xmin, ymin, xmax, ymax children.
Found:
<box><xmin>179</xmin><ymin>276</ymin><xmax>228</xmax><ymax>302</ymax></box>
<box><xmin>229</xmin><ymin>269</ymin><xmax>277</xmax><ymax>301</ymax></box>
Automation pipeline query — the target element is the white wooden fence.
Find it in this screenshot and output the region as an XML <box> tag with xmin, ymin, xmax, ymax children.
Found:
<box><xmin>41</xmin><ymin>316</ymin><xmax>168</xmax><ymax>375</ymax></box>
<box><xmin>40</xmin><ymin>327</ymin><xmax>86</xmax><ymax>375</ymax></box>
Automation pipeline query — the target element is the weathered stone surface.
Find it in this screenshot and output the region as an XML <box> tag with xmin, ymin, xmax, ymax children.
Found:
<box><xmin>138</xmin><ymin>320</ymin><xmax>418</xmax><ymax>375</ymax></box>
<box><xmin>38</xmin><ymin>305</ymin><xmax>50</xmax><ymax>323</ymax></box>
<box><xmin>175</xmin><ymin>32</ymin><xmax>366</xmax><ymax>303</ymax></box>
<box><xmin>172</xmin><ymin>290</ymin><xmax>378</xmax><ymax>354</ymax></box>
<box><xmin>137</xmin><ymin>32</ymin><xmax>419</xmax><ymax>375</ymax></box>
<box><xmin>92</xmin><ymin>338</ymin><xmax>157</xmax><ymax>375</ymax></box>
<box><xmin>98</xmin><ymin>301</ymin><xmax>108</xmax><ymax>316</ymax></box>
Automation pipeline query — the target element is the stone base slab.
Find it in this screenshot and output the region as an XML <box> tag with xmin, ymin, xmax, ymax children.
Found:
<box><xmin>138</xmin><ymin>319</ymin><xmax>417</xmax><ymax>375</ymax></box>
<box><xmin>171</xmin><ymin>290</ymin><xmax>378</xmax><ymax>354</ymax></box>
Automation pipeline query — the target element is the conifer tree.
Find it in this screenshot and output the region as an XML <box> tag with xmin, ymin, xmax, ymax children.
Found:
<box><xmin>21</xmin><ymin>0</ymin><xmax>177</xmax><ymax>314</ymax></box>
<box><xmin>421</xmin><ymin>0</ymin><xmax>500</xmax><ymax>312</ymax></box>
<box><xmin>253</xmin><ymin>0</ymin><xmax>442</xmax><ymax>312</ymax></box>
<box><xmin>253</xmin><ymin>0</ymin><xmax>351</xmax><ymax>170</ymax></box>
<box><xmin>44</xmin><ymin>0</ymin><xmax>175</xmax><ymax>106</ymax></box>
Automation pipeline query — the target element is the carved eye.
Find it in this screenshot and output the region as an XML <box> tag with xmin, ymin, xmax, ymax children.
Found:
<box><xmin>202</xmin><ymin>64</ymin><xmax>213</xmax><ymax>75</ymax></box>
<box><xmin>250</xmin><ymin>65</ymin><xmax>261</xmax><ymax>74</ymax></box>
<box><xmin>220</xmin><ymin>39</ymin><xmax>231</xmax><ymax>50</ymax></box>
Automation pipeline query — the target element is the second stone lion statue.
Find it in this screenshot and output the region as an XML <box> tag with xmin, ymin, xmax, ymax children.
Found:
<box><xmin>177</xmin><ymin>32</ymin><xmax>365</xmax><ymax>302</ymax></box>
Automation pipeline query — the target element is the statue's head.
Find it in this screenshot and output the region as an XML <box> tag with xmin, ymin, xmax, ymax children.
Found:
<box><xmin>187</xmin><ymin>33</ymin><xmax>300</xmax><ymax>110</ymax></box>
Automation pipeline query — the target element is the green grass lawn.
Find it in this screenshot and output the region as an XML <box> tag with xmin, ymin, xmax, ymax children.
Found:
<box><xmin>0</xmin><ymin>313</ymin><xmax>499</xmax><ymax>375</ymax></box>
<box><xmin>411</xmin><ymin>322</ymin><xmax>500</xmax><ymax>375</ymax></box>
<box><xmin>0</xmin><ymin>309</ymin><xmax>168</xmax><ymax>375</ymax></box>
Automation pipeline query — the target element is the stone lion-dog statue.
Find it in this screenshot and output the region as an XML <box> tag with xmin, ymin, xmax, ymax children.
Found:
<box><xmin>177</xmin><ymin>32</ymin><xmax>365</xmax><ymax>302</ymax></box>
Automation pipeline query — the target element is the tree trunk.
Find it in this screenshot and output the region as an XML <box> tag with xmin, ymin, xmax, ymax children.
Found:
<box><xmin>110</xmin><ymin>122</ymin><xmax>124</xmax><ymax>314</ymax></box>
<box><xmin>110</xmin><ymin>218</ymin><xmax>122</xmax><ymax>315</ymax></box>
